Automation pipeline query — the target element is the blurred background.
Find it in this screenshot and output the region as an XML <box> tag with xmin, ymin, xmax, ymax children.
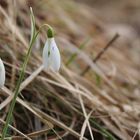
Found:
<box><xmin>0</xmin><ymin>0</ymin><xmax>140</xmax><ymax>140</ymax></box>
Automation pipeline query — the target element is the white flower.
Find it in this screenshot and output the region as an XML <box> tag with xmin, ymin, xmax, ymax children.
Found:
<box><xmin>42</xmin><ymin>38</ymin><xmax>61</xmax><ymax>71</ymax></box>
<box><xmin>0</xmin><ymin>58</ymin><xmax>5</xmax><ymax>87</ymax></box>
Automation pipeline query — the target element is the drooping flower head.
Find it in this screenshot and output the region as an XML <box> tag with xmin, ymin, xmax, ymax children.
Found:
<box><xmin>0</xmin><ymin>58</ymin><xmax>5</xmax><ymax>87</ymax></box>
<box><xmin>42</xmin><ymin>27</ymin><xmax>61</xmax><ymax>71</ymax></box>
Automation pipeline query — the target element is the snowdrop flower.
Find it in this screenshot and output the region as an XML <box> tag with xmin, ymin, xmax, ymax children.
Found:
<box><xmin>42</xmin><ymin>28</ymin><xmax>61</xmax><ymax>71</ymax></box>
<box><xmin>0</xmin><ymin>58</ymin><xmax>5</xmax><ymax>87</ymax></box>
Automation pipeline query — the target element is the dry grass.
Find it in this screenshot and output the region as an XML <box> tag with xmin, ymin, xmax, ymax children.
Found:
<box><xmin>0</xmin><ymin>0</ymin><xmax>140</xmax><ymax>139</ymax></box>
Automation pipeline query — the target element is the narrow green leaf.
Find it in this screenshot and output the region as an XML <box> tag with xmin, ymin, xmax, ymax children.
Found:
<box><xmin>95</xmin><ymin>73</ymin><xmax>101</xmax><ymax>86</ymax></box>
<box><xmin>66</xmin><ymin>37</ymin><xmax>90</xmax><ymax>66</ymax></box>
<box><xmin>30</xmin><ymin>7</ymin><xmax>36</xmax><ymax>43</ymax></box>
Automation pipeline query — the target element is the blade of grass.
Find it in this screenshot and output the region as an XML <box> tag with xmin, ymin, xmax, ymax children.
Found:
<box><xmin>78</xmin><ymin>92</ymin><xmax>94</xmax><ymax>140</ymax></box>
<box><xmin>80</xmin><ymin>110</ymin><xmax>93</xmax><ymax>140</ymax></box>
<box><xmin>66</xmin><ymin>37</ymin><xmax>90</xmax><ymax>66</ymax></box>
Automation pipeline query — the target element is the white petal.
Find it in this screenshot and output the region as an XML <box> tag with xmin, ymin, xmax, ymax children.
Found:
<box><xmin>42</xmin><ymin>39</ymin><xmax>51</xmax><ymax>69</ymax></box>
<box><xmin>0</xmin><ymin>58</ymin><xmax>5</xmax><ymax>87</ymax></box>
<box><xmin>49</xmin><ymin>38</ymin><xmax>61</xmax><ymax>71</ymax></box>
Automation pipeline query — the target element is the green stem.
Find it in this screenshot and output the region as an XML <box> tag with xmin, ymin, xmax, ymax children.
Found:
<box><xmin>1</xmin><ymin>7</ymin><xmax>54</xmax><ymax>139</ymax></box>
<box><xmin>1</xmin><ymin>35</ymin><xmax>37</xmax><ymax>140</ymax></box>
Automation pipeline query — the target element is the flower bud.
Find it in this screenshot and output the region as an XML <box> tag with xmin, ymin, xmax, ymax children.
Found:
<box><xmin>0</xmin><ymin>58</ymin><xmax>5</xmax><ymax>87</ymax></box>
<box><xmin>42</xmin><ymin>37</ymin><xmax>61</xmax><ymax>71</ymax></box>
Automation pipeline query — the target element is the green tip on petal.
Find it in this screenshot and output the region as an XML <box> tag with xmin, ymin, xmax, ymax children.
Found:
<box><xmin>47</xmin><ymin>27</ymin><xmax>54</xmax><ymax>38</ymax></box>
